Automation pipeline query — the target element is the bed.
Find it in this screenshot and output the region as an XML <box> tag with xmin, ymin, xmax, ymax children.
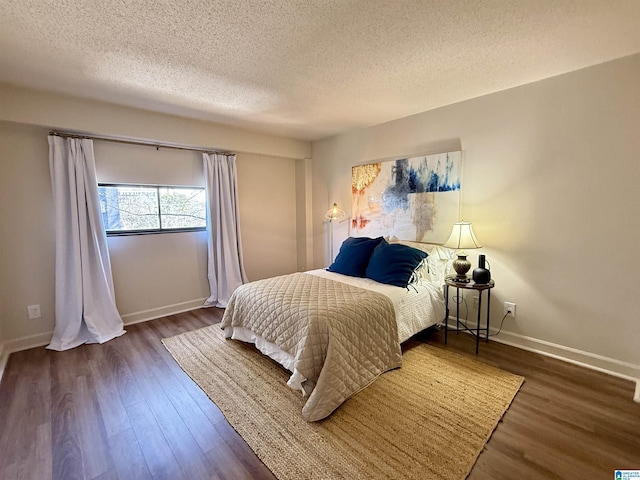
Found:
<box><xmin>220</xmin><ymin>237</ymin><xmax>454</xmax><ymax>421</ymax></box>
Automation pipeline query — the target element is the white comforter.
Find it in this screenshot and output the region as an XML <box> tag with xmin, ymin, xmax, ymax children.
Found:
<box><xmin>307</xmin><ymin>269</ymin><xmax>445</xmax><ymax>343</ymax></box>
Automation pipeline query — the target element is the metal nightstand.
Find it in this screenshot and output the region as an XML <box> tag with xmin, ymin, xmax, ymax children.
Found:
<box><xmin>444</xmin><ymin>275</ymin><xmax>495</xmax><ymax>354</ymax></box>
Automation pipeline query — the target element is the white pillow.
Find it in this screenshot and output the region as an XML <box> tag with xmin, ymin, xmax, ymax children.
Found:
<box><xmin>387</xmin><ymin>237</ymin><xmax>454</xmax><ymax>285</ymax></box>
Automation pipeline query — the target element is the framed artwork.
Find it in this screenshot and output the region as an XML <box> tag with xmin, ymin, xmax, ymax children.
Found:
<box><xmin>351</xmin><ymin>151</ymin><xmax>461</xmax><ymax>244</ymax></box>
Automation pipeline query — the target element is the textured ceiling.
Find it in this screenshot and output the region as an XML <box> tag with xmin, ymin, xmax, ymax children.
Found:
<box><xmin>1</xmin><ymin>0</ymin><xmax>640</xmax><ymax>141</ymax></box>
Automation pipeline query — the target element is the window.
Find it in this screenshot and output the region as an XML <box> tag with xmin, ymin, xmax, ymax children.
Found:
<box><xmin>98</xmin><ymin>184</ymin><xmax>207</xmax><ymax>235</ymax></box>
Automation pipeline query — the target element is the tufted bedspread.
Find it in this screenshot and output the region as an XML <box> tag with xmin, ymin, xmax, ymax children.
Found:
<box><xmin>220</xmin><ymin>272</ymin><xmax>402</xmax><ymax>421</ymax></box>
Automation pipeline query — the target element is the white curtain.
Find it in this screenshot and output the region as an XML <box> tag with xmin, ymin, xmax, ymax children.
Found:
<box><xmin>47</xmin><ymin>136</ymin><xmax>125</xmax><ymax>351</ymax></box>
<box><xmin>202</xmin><ymin>153</ymin><xmax>248</xmax><ymax>308</ymax></box>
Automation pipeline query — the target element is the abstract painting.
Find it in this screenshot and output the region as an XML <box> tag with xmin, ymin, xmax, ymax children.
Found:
<box><xmin>352</xmin><ymin>151</ymin><xmax>461</xmax><ymax>243</ymax></box>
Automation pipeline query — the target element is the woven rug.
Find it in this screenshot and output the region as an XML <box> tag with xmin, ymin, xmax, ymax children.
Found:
<box><xmin>163</xmin><ymin>325</ymin><xmax>523</xmax><ymax>480</ymax></box>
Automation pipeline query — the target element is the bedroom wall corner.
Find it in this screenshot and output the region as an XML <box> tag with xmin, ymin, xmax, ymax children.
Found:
<box><xmin>311</xmin><ymin>133</ymin><xmax>363</xmax><ymax>269</ymax></box>
<box><xmin>295</xmin><ymin>158</ymin><xmax>314</xmax><ymax>271</ymax></box>
<box><xmin>0</xmin><ymin>180</ymin><xmax>6</xmax><ymax>383</ymax></box>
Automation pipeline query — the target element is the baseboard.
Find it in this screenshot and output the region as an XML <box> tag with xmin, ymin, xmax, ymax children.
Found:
<box><xmin>491</xmin><ymin>329</ymin><xmax>640</xmax><ymax>381</ymax></box>
<box><xmin>4</xmin><ymin>332</ymin><xmax>53</xmax><ymax>355</ymax></box>
<box><xmin>121</xmin><ymin>298</ymin><xmax>207</xmax><ymax>326</ymax></box>
<box><xmin>443</xmin><ymin>316</ymin><xmax>640</xmax><ymax>401</ymax></box>
<box><xmin>0</xmin><ymin>342</ymin><xmax>7</xmax><ymax>385</ymax></box>
<box><xmin>1</xmin><ymin>298</ymin><xmax>208</xmax><ymax>357</ymax></box>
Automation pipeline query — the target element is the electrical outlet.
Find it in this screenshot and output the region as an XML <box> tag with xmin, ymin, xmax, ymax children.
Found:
<box><xmin>473</xmin><ymin>296</ymin><xmax>479</xmax><ymax>308</ymax></box>
<box><xmin>27</xmin><ymin>304</ymin><xmax>41</xmax><ymax>319</ymax></box>
<box><xmin>504</xmin><ymin>302</ymin><xmax>516</xmax><ymax>318</ymax></box>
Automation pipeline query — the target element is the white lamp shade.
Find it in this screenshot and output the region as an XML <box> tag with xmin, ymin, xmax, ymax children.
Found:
<box><xmin>443</xmin><ymin>222</ymin><xmax>482</xmax><ymax>250</ymax></box>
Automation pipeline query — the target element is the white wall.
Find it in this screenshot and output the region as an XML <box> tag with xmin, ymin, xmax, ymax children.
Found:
<box><xmin>0</xmin><ymin>83</ymin><xmax>309</xmax><ymax>160</ymax></box>
<box><xmin>312</xmin><ymin>54</ymin><xmax>640</xmax><ymax>380</ymax></box>
<box><xmin>94</xmin><ymin>141</ymin><xmax>299</xmax><ymax>321</ymax></box>
<box><xmin>94</xmin><ymin>140</ymin><xmax>210</xmax><ymax>323</ymax></box>
<box><xmin>236</xmin><ymin>153</ymin><xmax>298</xmax><ymax>280</ymax></box>
<box><xmin>0</xmin><ymin>202</ymin><xmax>5</xmax><ymax>376</ymax></box>
<box><xmin>0</xmin><ymin>85</ymin><xmax>309</xmax><ymax>350</ymax></box>
<box><xmin>0</xmin><ymin>150</ymin><xmax>5</xmax><ymax>367</ymax></box>
<box><xmin>295</xmin><ymin>158</ymin><xmax>314</xmax><ymax>272</ymax></box>
<box><xmin>0</xmin><ymin>123</ymin><xmax>56</xmax><ymax>346</ymax></box>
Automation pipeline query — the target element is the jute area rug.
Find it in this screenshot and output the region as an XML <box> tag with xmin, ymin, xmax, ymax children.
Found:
<box><xmin>163</xmin><ymin>325</ymin><xmax>523</xmax><ymax>480</ymax></box>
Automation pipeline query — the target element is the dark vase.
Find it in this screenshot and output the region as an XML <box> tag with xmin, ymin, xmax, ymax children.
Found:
<box><xmin>472</xmin><ymin>254</ymin><xmax>491</xmax><ymax>284</ymax></box>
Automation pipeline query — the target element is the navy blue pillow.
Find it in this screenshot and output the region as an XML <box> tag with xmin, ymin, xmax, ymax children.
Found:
<box><xmin>327</xmin><ymin>236</ymin><xmax>384</xmax><ymax>277</ymax></box>
<box><xmin>366</xmin><ymin>240</ymin><xmax>428</xmax><ymax>287</ymax></box>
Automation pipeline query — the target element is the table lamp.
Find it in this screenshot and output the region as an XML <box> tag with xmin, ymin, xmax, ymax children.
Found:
<box><xmin>443</xmin><ymin>221</ymin><xmax>482</xmax><ymax>281</ymax></box>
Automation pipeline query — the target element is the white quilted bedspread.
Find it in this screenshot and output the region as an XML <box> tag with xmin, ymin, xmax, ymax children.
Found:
<box><xmin>220</xmin><ymin>272</ymin><xmax>402</xmax><ymax>421</ymax></box>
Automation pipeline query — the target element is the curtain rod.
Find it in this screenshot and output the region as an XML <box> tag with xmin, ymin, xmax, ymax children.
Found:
<box><xmin>49</xmin><ymin>130</ymin><xmax>235</xmax><ymax>156</ymax></box>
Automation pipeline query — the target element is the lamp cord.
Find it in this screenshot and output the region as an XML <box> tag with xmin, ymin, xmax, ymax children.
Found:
<box><xmin>489</xmin><ymin>312</ymin><xmax>509</xmax><ymax>337</ymax></box>
<box><xmin>448</xmin><ymin>292</ymin><xmax>508</xmax><ymax>338</ymax></box>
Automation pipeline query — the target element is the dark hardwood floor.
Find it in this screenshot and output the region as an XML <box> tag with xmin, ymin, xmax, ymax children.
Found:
<box><xmin>1</xmin><ymin>308</ymin><xmax>638</xmax><ymax>479</ymax></box>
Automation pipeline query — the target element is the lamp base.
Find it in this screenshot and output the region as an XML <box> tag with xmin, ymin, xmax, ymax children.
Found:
<box><xmin>452</xmin><ymin>253</ymin><xmax>471</xmax><ymax>279</ymax></box>
<box><xmin>453</xmin><ymin>276</ymin><xmax>471</xmax><ymax>283</ymax></box>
